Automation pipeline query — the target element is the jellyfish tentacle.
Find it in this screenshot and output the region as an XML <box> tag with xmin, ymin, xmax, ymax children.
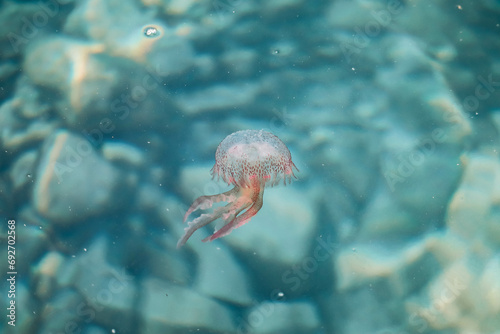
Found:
<box><xmin>177</xmin><ymin>204</ymin><xmax>229</xmax><ymax>248</ymax></box>
<box><xmin>203</xmin><ymin>183</ymin><xmax>265</xmax><ymax>242</ymax></box>
<box><xmin>183</xmin><ymin>187</ymin><xmax>239</xmax><ymax>222</ymax></box>
<box><xmin>178</xmin><ymin>192</ymin><xmax>251</xmax><ymax>248</ymax></box>
<box><xmin>203</xmin><ymin>195</ymin><xmax>263</xmax><ymax>242</ymax></box>
<box><xmin>209</xmin><ymin>199</ymin><xmax>252</xmax><ymax>240</ymax></box>
<box><xmin>220</xmin><ymin>195</ymin><xmax>252</xmax><ymax>222</ymax></box>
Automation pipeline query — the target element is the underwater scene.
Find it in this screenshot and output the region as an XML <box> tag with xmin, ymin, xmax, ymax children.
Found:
<box><xmin>1</xmin><ymin>0</ymin><xmax>500</xmax><ymax>333</ymax></box>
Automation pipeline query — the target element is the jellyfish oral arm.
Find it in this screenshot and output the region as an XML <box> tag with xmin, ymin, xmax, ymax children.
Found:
<box><xmin>202</xmin><ymin>183</ymin><xmax>264</xmax><ymax>242</ymax></box>
<box><xmin>177</xmin><ymin>180</ymin><xmax>265</xmax><ymax>248</ymax></box>
<box><xmin>183</xmin><ymin>187</ymin><xmax>238</xmax><ymax>222</ymax></box>
<box><xmin>177</xmin><ymin>187</ymin><xmax>247</xmax><ymax>248</ymax></box>
<box><xmin>177</xmin><ymin>204</ymin><xmax>227</xmax><ymax>248</ymax></box>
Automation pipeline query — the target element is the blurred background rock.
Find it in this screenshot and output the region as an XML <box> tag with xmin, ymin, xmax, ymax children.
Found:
<box><xmin>0</xmin><ymin>0</ymin><xmax>499</xmax><ymax>333</ymax></box>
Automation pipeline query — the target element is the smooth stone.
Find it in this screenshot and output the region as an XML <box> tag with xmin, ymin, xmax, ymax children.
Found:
<box><xmin>382</xmin><ymin>145</ymin><xmax>463</xmax><ymax>218</ymax></box>
<box><xmin>33</xmin><ymin>130</ymin><xmax>131</xmax><ymax>225</ymax></box>
<box><xmin>10</xmin><ymin>213</ymin><xmax>49</xmax><ymax>275</ymax></box>
<box><xmin>318</xmin><ymin>127</ymin><xmax>379</xmax><ymax>199</ymax></box>
<box><xmin>337</xmin><ymin>283</ymin><xmax>398</xmax><ymax>334</ymax></box>
<box><xmin>10</xmin><ymin>282</ymin><xmax>37</xmax><ymax>332</ymax></box>
<box><xmin>0</xmin><ymin>1</ymin><xmax>61</xmax><ymax>57</ymax></box>
<box><xmin>9</xmin><ymin>149</ymin><xmax>37</xmax><ymax>191</ymax></box>
<box><xmin>2</xmin><ymin>120</ymin><xmax>56</xmax><ymax>153</ymax></box>
<box><xmin>191</xmin><ymin>240</ymin><xmax>253</xmax><ymax>306</ymax></box>
<box><xmin>374</xmin><ymin>35</ymin><xmax>471</xmax><ymax>139</ymax></box>
<box><xmin>0</xmin><ymin>60</ymin><xmax>17</xmax><ymax>79</ymax></box>
<box><xmin>140</xmin><ymin>277</ymin><xmax>235</xmax><ymax>333</ymax></box>
<box><xmin>408</xmin><ymin>256</ymin><xmax>479</xmax><ymax>332</ymax></box>
<box><xmin>334</xmin><ymin>234</ymin><xmax>464</xmax><ymax>333</ymax></box>
<box><xmin>394</xmin><ymin>0</ymin><xmax>467</xmax><ymax>47</ymax></box>
<box><xmin>24</xmin><ymin>37</ymin><xmax>106</xmax><ymax>116</ymax></box>
<box><xmin>356</xmin><ymin>184</ymin><xmax>419</xmax><ymax>242</ymax></box>
<box><xmin>72</xmin><ymin>236</ymin><xmax>136</xmax><ymax>332</ymax></box>
<box><xmin>424</xmin><ymin>92</ymin><xmax>472</xmax><ymax>142</ymax></box>
<box><xmin>38</xmin><ymin>289</ymin><xmax>85</xmax><ymax>334</ymax></box>
<box><xmin>13</xmin><ymin>76</ymin><xmax>52</xmax><ymax>119</ymax></box>
<box><xmin>25</xmin><ymin>35</ymin><xmax>183</xmax><ymax>131</ymax></box>
<box><xmin>335</xmin><ymin>237</ymin><xmax>439</xmax><ymax>297</ymax></box>
<box><xmin>24</xmin><ymin>36</ymin><xmax>179</xmax><ymax>130</ymax></box>
<box><xmin>479</xmin><ymin>256</ymin><xmax>500</xmax><ymax>315</ymax></box>
<box><xmin>143</xmin><ymin>238</ymin><xmax>191</xmax><ymax>285</ymax></box>
<box><xmin>225</xmin><ymin>185</ymin><xmax>316</xmax><ymax>266</ymax></box>
<box><xmin>485</xmin><ymin>171</ymin><xmax>500</xmax><ymax>245</ymax></box>
<box><xmin>176</xmin><ymin>82</ymin><xmax>260</xmax><ymax>115</ymax></box>
<box><xmin>0</xmin><ymin>96</ymin><xmax>56</xmax><ymax>153</ymax></box>
<box><xmin>164</xmin><ymin>0</ymin><xmax>197</xmax><ymax>15</ymax></box>
<box><xmin>64</xmin><ymin>0</ymin><xmax>194</xmax><ymax>73</ymax></box>
<box><xmin>220</xmin><ymin>49</ymin><xmax>257</xmax><ymax>77</ymax></box>
<box><xmin>0</xmin><ymin>61</ymin><xmax>18</xmax><ymax>102</ymax></box>
<box><xmin>446</xmin><ymin>152</ymin><xmax>499</xmax><ymax>238</ymax></box>
<box><xmin>242</xmin><ymin>300</ymin><xmax>320</xmax><ymax>334</ymax></box>
<box><xmin>33</xmin><ymin>251</ymin><xmax>66</xmax><ymax>300</ymax></box>
<box><xmin>101</xmin><ymin>141</ymin><xmax>144</xmax><ymax>167</ymax></box>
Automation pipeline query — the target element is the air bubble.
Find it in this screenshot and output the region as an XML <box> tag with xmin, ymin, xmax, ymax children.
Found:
<box><xmin>143</xmin><ymin>25</ymin><xmax>161</xmax><ymax>38</ymax></box>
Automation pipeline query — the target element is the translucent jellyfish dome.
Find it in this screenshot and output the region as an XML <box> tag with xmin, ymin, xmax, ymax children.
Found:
<box><xmin>211</xmin><ymin>129</ymin><xmax>298</xmax><ymax>188</ymax></box>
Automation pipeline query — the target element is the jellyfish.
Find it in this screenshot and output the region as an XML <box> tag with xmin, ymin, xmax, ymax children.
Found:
<box><xmin>177</xmin><ymin>129</ymin><xmax>298</xmax><ymax>248</ymax></box>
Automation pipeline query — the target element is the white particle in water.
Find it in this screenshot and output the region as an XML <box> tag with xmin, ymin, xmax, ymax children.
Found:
<box><xmin>143</xmin><ymin>26</ymin><xmax>161</xmax><ymax>38</ymax></box>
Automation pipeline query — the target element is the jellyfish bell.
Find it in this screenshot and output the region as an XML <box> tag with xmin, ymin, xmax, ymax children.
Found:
<box><xmin>212</xmin><ymin>130</ymin><xmax>297</xmax><ymax>188</ymax></box>
<box><xmin>177</xmin><ymin>129</ymin><xmax>298</xmax><ymax>248</ymax></box>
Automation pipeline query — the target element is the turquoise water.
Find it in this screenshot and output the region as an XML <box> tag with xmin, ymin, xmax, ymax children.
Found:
<box><xmin>1</xmin><ymin>0</ymin><xmax>500</xmax><ymax>333</ymax></box>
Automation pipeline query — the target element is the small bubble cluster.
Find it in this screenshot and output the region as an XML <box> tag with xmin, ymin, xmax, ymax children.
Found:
<box><xmin>143</xmin><ymin>25</ymin><xmax>161</xmax><ymax>38</ymax></box>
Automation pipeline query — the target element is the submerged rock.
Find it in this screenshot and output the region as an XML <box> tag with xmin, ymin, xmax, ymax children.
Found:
<box><xmin>139</xmin><ymin>277</ymin><xmax>235</xmax><ymax>333</ymax></box>
<box><xmin>9</xmin><ymin>149</ymin><xmax>37</xmax><ymax>193</ymax></box>
<box><xmin>225</xmin><ymin>186</ymin><xmax>317</xmax><ymax>266</ymax></box>
<box><xmin>176</xmin><ymin>82</ymin><xmax>261</xmax><ymax>115</ymax></box>
<box><xmin>64</xmin><ymin>0</ymin><xmax>194</xmax><ymax>74</ymax></box>
<box><xmin>241</xmin><ymin>300</ymin><xmax>321</xmax><ymax>334</ymax></box>
<box><xmin>71</xmin><ymin>236</ymin><xmax>137</xmax><ymax>333</ymax></box>
<box><xmin>192</xmin><ymin>241</ymin><xmax>253</xmax><ymax>306</ymax></box>
<box><xmin>33</xmin><ymin>130</ymin><xmax>132</xmax><ymax>225</ymax></box>
<box><xmin>334</xmin><ymin>238</ymin><xmax>440</xmax><ymax>296</ymax></box>
<box><xmin>23</xmin><ymin>36</ymin><xmax>180</xmax><ymax>130</ymax></box>
<box><xmin>37</xmin><ymin>289</ymin><xmax>85</xmax><ymax>334</ymax></box>
<box><xmin>446</xmin><ymin>152</ymin><xmax>500</xmax><ymax>239</ymax></box>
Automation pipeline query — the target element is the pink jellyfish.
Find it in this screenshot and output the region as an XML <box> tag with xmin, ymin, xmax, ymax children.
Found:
<box><xmin>177</xmin><ymin>129</ymin><xmax>298</xmax><ymax>248</ymax></box>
